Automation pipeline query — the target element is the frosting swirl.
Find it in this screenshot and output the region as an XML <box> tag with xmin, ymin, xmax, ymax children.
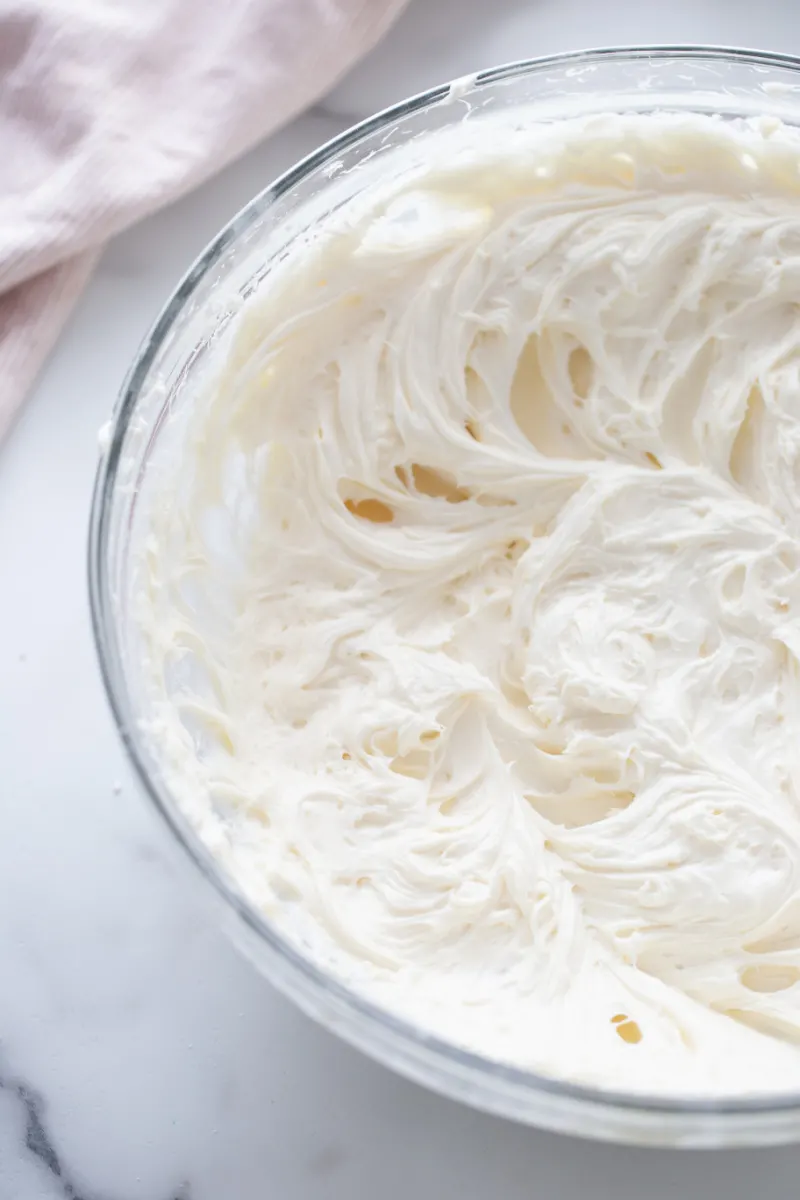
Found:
<box><xmin>137</xmin><ymin>113</ymin><xmax>800</xmax><ymax>1094</ymax></box>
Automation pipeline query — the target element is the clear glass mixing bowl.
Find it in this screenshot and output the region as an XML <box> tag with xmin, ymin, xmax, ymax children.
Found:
<box><xmin>89</xmin><ymin>46</ymin><xmax>800</xmax><ymax>1147</ymax></box>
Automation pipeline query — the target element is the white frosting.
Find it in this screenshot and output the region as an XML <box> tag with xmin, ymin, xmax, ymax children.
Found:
<box><xmin>135</xmin><ymin>113</ymin><xmax>800</xmax><ymax>1096</ymax></box>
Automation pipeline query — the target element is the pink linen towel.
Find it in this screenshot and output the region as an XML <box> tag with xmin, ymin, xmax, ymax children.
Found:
<box><xmin>0</xmin><ymin>0</ymin><xmax>408</xmax><ymax>439</ymax></box>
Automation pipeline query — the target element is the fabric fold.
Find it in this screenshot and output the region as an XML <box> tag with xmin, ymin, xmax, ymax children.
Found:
<box><xmin>0</xmin><ymin>0</ymin><xmax>407</xmax><ymax>439</ymax></box>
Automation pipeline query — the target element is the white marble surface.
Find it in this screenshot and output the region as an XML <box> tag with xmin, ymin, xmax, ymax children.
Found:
<box><xmin>5</xmin><ymin>2</ymin><xmax>800</xmax><ymax>1196</ymax></box>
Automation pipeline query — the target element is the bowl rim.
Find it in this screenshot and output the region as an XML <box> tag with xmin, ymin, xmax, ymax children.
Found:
<box><xmin>88</xmin><ymin>44</ymin><xmax>800</xmax><ymax>1143</ymax></box>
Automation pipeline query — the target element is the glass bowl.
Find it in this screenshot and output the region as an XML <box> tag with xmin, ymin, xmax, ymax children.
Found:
<box><xmin>89</xmin><ymin>46</ymin><xmax>800</xmax><ymax>1147</ymax></box>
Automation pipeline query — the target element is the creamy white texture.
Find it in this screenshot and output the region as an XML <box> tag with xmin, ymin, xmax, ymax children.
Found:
<box><xmin>137</xmin><ymin>114</ymin><xmax>800</xmax><ymax>1095</ymax></box>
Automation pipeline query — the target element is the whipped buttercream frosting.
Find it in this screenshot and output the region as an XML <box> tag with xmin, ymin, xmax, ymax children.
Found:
<box><xmin>135</xmin><ymin>112</ymin><xmax>800</xmax><ymax>1095</ymax></box>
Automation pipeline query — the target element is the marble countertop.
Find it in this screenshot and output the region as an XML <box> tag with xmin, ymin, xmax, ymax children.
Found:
<box><xmin>4</xmin><ymin>1</ymin><xmax>800</xmax><ymax>1196</ymax></box>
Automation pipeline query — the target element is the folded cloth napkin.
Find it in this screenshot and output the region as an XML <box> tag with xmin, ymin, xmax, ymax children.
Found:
<box><xmin>0</xmin><ymin>0</ymin><xmax>408</xmax><ymax>439</ymax></box>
